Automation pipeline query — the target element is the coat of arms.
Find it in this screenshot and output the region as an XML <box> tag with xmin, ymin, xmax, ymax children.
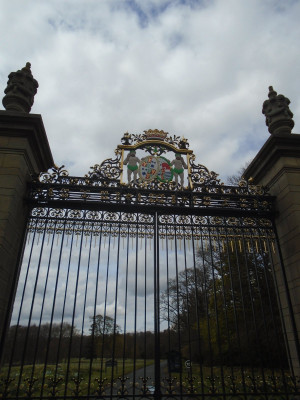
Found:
<box><xmin>139</xmin><ymin>156</ymin><xmax>173</xmax><ymax>182</ymax></box>
<box><xmin>121</xmin><ymin>130</ymin><xmax>190</xmax><ymax>187</ymax></box>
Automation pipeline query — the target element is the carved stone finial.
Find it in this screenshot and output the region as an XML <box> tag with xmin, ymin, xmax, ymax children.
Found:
<box><xmin>2</xmin><ymin>62</ymin><xmax>39</xmax><ymax>113</ymax></box>
<box><xmin>262</xmin><ymin>86</ymin><xmax>294</xmax><ymax>135</ymax></box>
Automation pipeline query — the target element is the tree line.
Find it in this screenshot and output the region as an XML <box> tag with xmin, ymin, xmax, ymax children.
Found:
<box><xmin>3</xmin><ymin>318</ymin><xmax>158</xmax><ymax>365</ymax></box>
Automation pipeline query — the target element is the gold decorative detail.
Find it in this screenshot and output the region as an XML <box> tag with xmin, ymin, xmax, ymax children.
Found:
<box><xmin>60</xmin><ymin>188</ymin><xmax>69</xmax><ymax>199</ymax></box>
<box><xmin>203</xmin><ymin>196</ymin><xmax>211</xmax><ymax>206</ymax></box>
<box><xmin>125</xmin><ymin>193</ymin><xmax>133</xmax><ymax>201</ymax></box>
<box><xmin>143</xmin><ymin>128</ymin><xmax>168</xmax><ymax>140</ymax></box>
<box><xmin>100</xmin><ymin>191</ymin><xmax>109</xmax><ymax>200</ymax></box>
<box><xmin>80</xmin><ymin>189</ymin><xmax>90</xmax><ymax>199</ymax></box>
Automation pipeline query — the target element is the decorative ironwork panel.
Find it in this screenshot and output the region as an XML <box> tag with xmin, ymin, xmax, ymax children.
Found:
<box><xmin>27</xmin><ymin>131</ymin><xmax>274</xmax><ymax>221</ymax></box>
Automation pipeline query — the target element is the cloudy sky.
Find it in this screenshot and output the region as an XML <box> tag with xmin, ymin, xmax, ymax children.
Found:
<box><xmin>13</xmin><ymin>217</ymin><xmax>194</xmax><ymax>333</ymax></box>
<box><xmin>1</xmin><ymin>0</ymin><xmax>300</xmax><ymax>181</ymax></box>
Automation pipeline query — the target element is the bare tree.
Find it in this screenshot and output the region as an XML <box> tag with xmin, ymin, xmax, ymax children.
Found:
<box><xmin>226</xmin><ymin>162</ymin><xmax>250</xmax><ymax>185</ymax></box>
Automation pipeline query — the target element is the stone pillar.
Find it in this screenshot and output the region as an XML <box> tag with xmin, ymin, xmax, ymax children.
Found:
<box><xmin>0</xmin><ymin>64</ymin><xmax>53</xmax><ymax>360</ymax></box>
<box><xmin>244</xmin><ymin>87</ymin><xmax>300</xmax><ymax>376</ymax></box>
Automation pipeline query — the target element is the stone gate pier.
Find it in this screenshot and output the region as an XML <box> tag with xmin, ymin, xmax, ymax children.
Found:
<box><xmin>244</xmin><ymin>86</ymin><xmax>300</xmax><ymax>375</ymax></box>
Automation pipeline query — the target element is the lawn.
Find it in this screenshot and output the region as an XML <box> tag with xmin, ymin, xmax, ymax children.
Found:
<box><xmin>160</xmin><ymin>363</ymin><xmax>297</xmax><ymax>396</ymax></box>
<box><xmin>1</xmin><ymin>360</ymin><xmax>297</xmax><ymax>398</ymax></box>
<box><xmin>0</xmin><ymin>358</ymin><xmax>154</xmax><ymax>397</ymax></box>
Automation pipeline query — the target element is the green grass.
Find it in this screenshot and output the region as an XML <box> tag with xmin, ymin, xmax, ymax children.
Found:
<box><xmin>0</xmin><ymin>358</ymin><xmax>154</xmax><ymax>397</ymax></box>
<box><xmin>0</xmin><ymin>360</ymin><xmax>297</xmax><ymax>398</ymax></box>
<box><xmin>160</xmin><ymin>363</ymin><xmax>296</xmax><ymax>395</ymax></box>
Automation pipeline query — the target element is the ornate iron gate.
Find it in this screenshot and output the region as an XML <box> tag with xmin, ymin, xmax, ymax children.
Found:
<box><xmin>0</xmin><ymin>130</ymin><xmax>299</xmax><ymax>399</ymax></box>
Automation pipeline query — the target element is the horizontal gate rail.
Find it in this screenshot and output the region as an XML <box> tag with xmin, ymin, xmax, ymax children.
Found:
<box><xmin>28</xmin><ymin>181</ymin><xmax>275</xmax><ymax>219</ymax></box>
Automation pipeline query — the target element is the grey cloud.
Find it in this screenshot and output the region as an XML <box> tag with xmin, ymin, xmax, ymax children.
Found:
<box><xmin>2</xmin><ymin>0</ymin><xmax>299</xmax><ymax>180</ymax></box>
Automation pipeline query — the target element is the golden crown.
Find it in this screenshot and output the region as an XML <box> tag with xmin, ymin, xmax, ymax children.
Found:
<box><xmin>144</xmin><ymin>129</ymin><xmax>168</xmax><ymax>141</ymax></box>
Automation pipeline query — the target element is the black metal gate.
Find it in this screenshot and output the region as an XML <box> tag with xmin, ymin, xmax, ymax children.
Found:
<box><xmin>0</xmin><ymin>130</ymin><xmax>299</xmax><ymax>399</ymax></box>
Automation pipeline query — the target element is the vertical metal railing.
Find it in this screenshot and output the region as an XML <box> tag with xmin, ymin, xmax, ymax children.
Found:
<box><xmin>154</xmin><ymin>212</ymin><xmax>161</xmax><ymax>399</ymax></box>
<box><xmin>0</xmin><ymin>210</ymin><xmax>298</xmax><ymax>399</ymax></box>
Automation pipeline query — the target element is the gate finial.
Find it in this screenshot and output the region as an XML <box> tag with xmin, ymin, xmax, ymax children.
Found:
<box><xmin>2</xmin><ymin>62</ymin><xmax>39</xmax><ymax>113</ymax></box>
<box><xmin>262</xmin><ymin>86</ymin><xmax>294</xmax><ymax>135</ymax></box>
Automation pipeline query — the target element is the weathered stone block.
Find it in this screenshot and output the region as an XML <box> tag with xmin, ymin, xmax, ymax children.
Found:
<box><xmin>0</xmin><ymin>110</ymin><xmax>53</xmax><ymax>360</ymax></box>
